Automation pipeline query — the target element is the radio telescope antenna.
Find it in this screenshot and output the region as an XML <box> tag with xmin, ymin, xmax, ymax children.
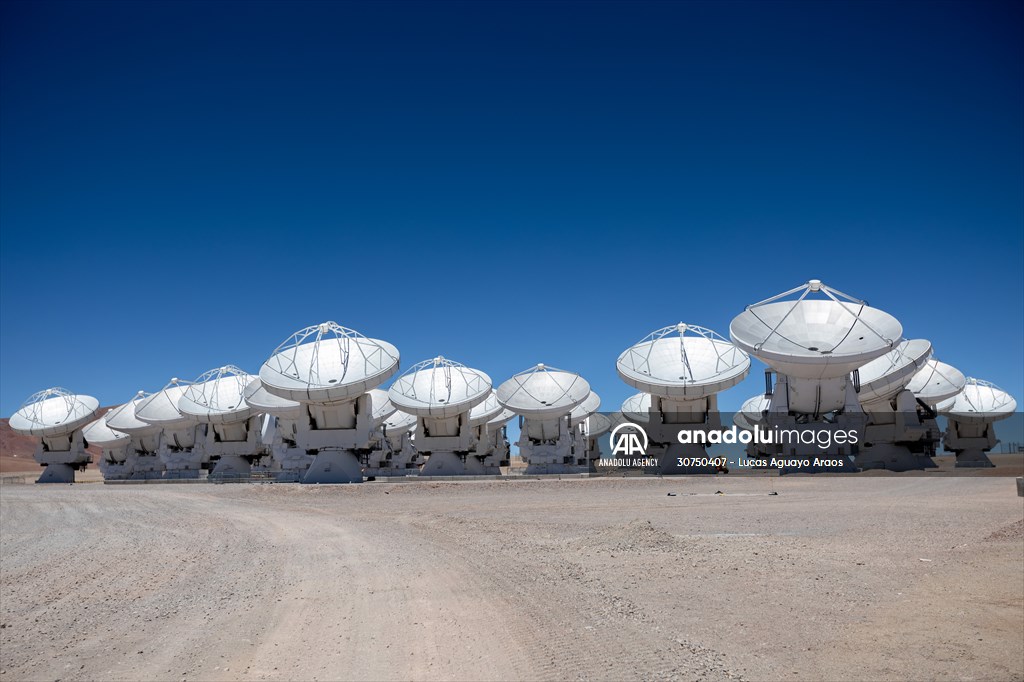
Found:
<box><xmin>178</xmin><ymin>366</ymin><xmax>265</xmax><ymax>478</ymax></box>
<box><xmin>857</xmin><ymin>339</ymin><xmax>933</xmax><ymax>406</ymax></box>
<box><xmin>496</xmin><ymin>364</ymin><xmax>591</xmax><ymax>418</ymax></box>
<box><xmin>937</xmin><ymin>378</ymin><xmax>1016</xmax><ymax>422</ymax></box>
<box><xmin>83</xmin><ymin>413</ymin><xmax>132</xmax><ymax>481</ymax></box>
<box><xmin>134</xmin><ymin>378</ymin><xmax>208</xmax><ymax>478</ymax></box>
<box><xmin>388</xmin><ymin>356</ymin><xmax>493</xmax><ymax>476</ymax></box>
<box><xmin>617</xmin><ymin>323</ymin><xmax>750</xmax><ymax>398</ymax></box>
<box><xmin>242</xmin><ymin>378</ymin><xmax>307</xmax><ymax>480</ymax></box>
<box><xmin>389</xmin><ymin>357</ymin><xmax>491</xmax><ymax>418</ymax></box>
<box><xmin>730</xmin><ymin>280</ymin><xmax>902</xmax><ymax>380</ymax></box>
<box><xmin>469</xmin><ymin>391</ymin><xmax>504</xmax><ymax>427</ymax></box>
<box><xmin>729</xmin><ymin>281</ymin><xmax>903</xmax><ymax>472</ymax></box>
<box><xmin>937</xmin><ymin>378</ymin><xmax>1017</xmax><ymax>468</ymax></box>
<box><xmin>9</xmin><ymin>387</ymin><xmax>99</xmax><ymax>483</ymax></box>
<box><xmin>569</xmin><ymin>391</ymin><xmax>601</xmax><ymax>426</ymax></box>
<box><xmin>617</xmin><ymin>322</ymin><xmax>750</xmax><ymax>474</ymax></box>
<box><xmin>907</xmin><ymin>359</ymin><xmax>967</xmax><ymax>407</ymax></box>
<box><xmin>620</xmin><ymin>392</ymin><xmax>652</xmax><ymax>424</ymax></box>
<box><xmin>852</xmin><ymin>339</ymin><xmax>939</xmax><ymax>471</ymax></box>
<box><xmin>260</xmin><ymin>321</ymin><xmax>400</xmax><ymax>403</ymax></box>
<box><xmin>497</xmin><ymin>364</ymin><xmax>593</xmax><ymax>474</ymax></box>
<box><xmin>258</xmin><ymin>322</ymin><xmax>401</xmax><ymax>483</ymax></box>
<box><xmin>103</xmin><ymin>391</ymin><xmax>164</xmax><ymax>479</ymax></box>
<box><xmin>178</xmin><ymin>366</ymin><xmax>256</xmax><ymax>423</ymax></box>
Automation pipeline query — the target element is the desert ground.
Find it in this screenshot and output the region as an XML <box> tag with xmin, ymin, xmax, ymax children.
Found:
<box><xmin>1</xmin><ymin>476</ymin><xmax>1022</xmax><ymax>682</ymax></box>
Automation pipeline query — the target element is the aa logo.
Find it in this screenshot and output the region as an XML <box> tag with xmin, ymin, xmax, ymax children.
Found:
<box><xmin>609</xmin><ymin>422</ymin><xmax>648</xmax><ymax>456</ymax></box>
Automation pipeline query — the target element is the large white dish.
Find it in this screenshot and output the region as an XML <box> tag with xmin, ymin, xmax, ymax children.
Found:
<box><xmin>178</xmin><ymin>366</ymin><xmax>257</xmax><ymax>424</ymax></box>
<box><xmin>857</xmin><ymin>339</ymin><xmax>933</xmax><ymax>404</ymax></box>
<box><xmin>496</xmin><ymin>364</ymin><xmax>590</xmax><ymax>419</ymax></box>
<box><xmin>381</xmin><ymin>409</ymin><xmax>417</xmax><ymax>434</ymax></box>
<box><xmin>584</xmin><ymin>412</ymin><xmax>612</xmax><ymax>439</ymax></box>
<box><xmin>83</xmin><ymin>413</ymin><xmax>130</xmax><ymax>447</ymax></box>
<box><xmin>569</xmin><ymin>391</ymin><xmax>601</xmax><ymax>426</ymax></box>
<box><xmin>260</xmin><ymin>322</ymin><xmax>400</xmax><ymax>403</ymax></box>
<box><xmin>9</xmin><ymin>388</ymin><xmax>99</xmax><ymax>438</ymax></box>
<box><xmin>369</xmin><ymin>388</ymin><xmax>397</xmax><ymax>427</ymax></box>
<box><xmin>730</xmin><ymin>280</ymin><xmax>903</xmax><ymax>379</ymax></box>
<box><xmin>243</xmin><ymin>378</ymin><xmax>304</xmax><ymax>419</ymax></box>
<box><xmin>135</xmin><ymin>379</ymin><xmax>194</xmax><ymax>428</ymax></box>
<box><xmin>936</xmin><ymin>378</ymin><xmax>1016</xmax><ymax>423</ymax></box>
<box><xmin>617</xmin><ymin>323</ymin><xmax>750</xmax><ymax>398</ymax></box>
<box><xmin>105</xmin><ymin>393</ymin><xmax>161</xmax><ymax>435</ymax></box>
<box><xmin>620</xmin><ymin>392</ymin><xmax>652</xmax><ymax>423</ymax></box>
<box><xmin>906</xmin><ymin>359</ymin><xmax>966</xmax><ymax>407</ymax></box>
<box><xmin>469</xmin><ymin>391</ymin><xmax>504</xmax><ymax>426</ymax></box>
<box><xmin>388</xmin><ymin>357</ymin><xmax>491</xmax><ymax>418</ymax></box>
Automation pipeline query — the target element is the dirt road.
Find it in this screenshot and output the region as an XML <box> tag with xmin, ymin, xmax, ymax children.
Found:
<box><xmin>1</xmin><ymin>477</ymin><xmax>1021</xmax><ymax>681</ymax></box>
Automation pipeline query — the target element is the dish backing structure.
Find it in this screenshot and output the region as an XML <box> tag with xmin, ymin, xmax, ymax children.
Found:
<box><xmin>8</xmin><ymin>280</ymin><xmax>1020</xmax><ymax>482</ymax></box>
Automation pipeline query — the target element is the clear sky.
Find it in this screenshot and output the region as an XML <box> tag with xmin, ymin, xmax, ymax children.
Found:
<box><xmin>1</xmin><ymin>0</ymin><xmax>1022</xmax><ymax>423</ymax></box>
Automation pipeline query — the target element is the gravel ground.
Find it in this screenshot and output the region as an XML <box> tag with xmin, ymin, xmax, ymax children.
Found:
<box><xmin>1</xmin><ymin>477</ymin><xmax>1021</xmax><ymax>681</ymax></box>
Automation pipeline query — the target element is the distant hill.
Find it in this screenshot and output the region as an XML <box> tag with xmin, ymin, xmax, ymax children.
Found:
<box><xmin>0</xmin><ymin>408</ymin><xmax>112</xmax><ymax>473</ymax></box>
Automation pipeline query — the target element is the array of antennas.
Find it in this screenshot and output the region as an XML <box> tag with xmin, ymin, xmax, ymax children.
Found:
<box><xmin>7</xmin><ymin>281</ymin><xmax>1019</xmax><ymax>482</ymax></box>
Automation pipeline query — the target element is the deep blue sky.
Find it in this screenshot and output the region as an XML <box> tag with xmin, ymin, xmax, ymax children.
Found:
<box><xmin>1</xmin><ymin>0</ymin><xmax>1022</xmax><ymax>421</ymax></box>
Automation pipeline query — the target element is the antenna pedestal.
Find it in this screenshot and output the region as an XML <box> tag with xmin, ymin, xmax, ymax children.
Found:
<box><xmin>472</xmin><ymin>422</ymin><xmax>507</xmax><ymax>472</ymax></box>
<box><xmin>760</xmin><ymin>375</ymin><xmax>865</xmax><ymax>469</ymax></box>
<box><xmin>261</xmin><ymin>416</ymin><xmax>314</xmax><ymax>481</ymax></box>
<box><xmin>855</xmin><ymin>390</ymin><xmax>938</xmax><ymax>471</ymax></box>
<box><xmin>365</xmin><ymin>431</ymin><xmax>418</xmax><ymax>477</ymax></box>
<box><xmin>157</xmin><ymin>424</ymin><xmax>208</xmax><ymax>479</ymax></box>
<box><xmin>201</xmin><ymin>416</ymin><xmax>263</xmax><ymax>479</ymax></box>
<box><xmin>295</xmin><ymin>395</ymin><xmax>373</xmax><ymax>484</ymax></box>
<box><xmin>125</xmin><ymin>451</ymin><xmax>165</xmax><ymax>479</ymax></box>
<box><xmin>32</xmin><ymin>431</ymin><xmax>91</xmax><ymax>483</ymax></box>
<box><xmin>412</xmin><ymin>413</ymin><xmax>486</xmax><ymax>477</ymax></box>
<box><xmin>518</xmin><ymin>417</ymin><xmax>585</xmax><ymax>475</ymax></box>
<box><xmin>97</xmin><ymin>443</ymin><xmax>133</xmax><ymax>480</ymax></box>
<box><xmin>302</xmin><ymin>450</ymin><xmax>366</xmax><ymax>483</ymax></box>
<box><xmin>646</xmin><ymin>395</ymin><xmax>725</xmax><ymax>476</ymax></box>
<box><xmin>944</xmin><ymin>419</ymin><xmax>998</xmax><ymax>468</ymax></box>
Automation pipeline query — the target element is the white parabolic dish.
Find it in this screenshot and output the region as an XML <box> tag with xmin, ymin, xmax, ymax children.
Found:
<box><xmin>381</xmin><ymin>409</ymin><xmax>417</xmax><ymax>433</ymax></box>
<box><xmin>857</xmin><ymin>339</ymin><xmax>933</xmax><ymax>404</ymax></box>
<box><xmin>937</xmin><ymin>378</ymin><xmax>1017</xmax><ymax>423</ymax></box>
<box><xmin>617</xmin><ymin>323</ymin><xmax>750</xmax><ymax>398</ymax></box>
<box><xmin>569</xmin><ymin>391</ymin><xmax>601</xmax><ymax>426</ymax></box>
<box><xmin>243</xmin><ymin>378</ymin><xmax>303</xmax><ymax>419</ymax></box>
<box><xmin>487</xmin><ymin>408</ymin><xmax>515</xmax><ymax>427</ymax></box>
<box><xmin>105</xmin><ymin>393</ymin><xmax>160</xmax><ymax>435</ymax></box>
<box><xmin>730</xmin><ymin>280</ymin><xmax>903</xmax><ymax>380</ymax></box>
<box><xmin>585</xmin><ymin>412</ymin><xmax>612</xmax><ymax>438</ymax></box>
<box><xmin>469</xmin><ymin>391</ymin><xmax>504</xmax><ymax>426</ymax></box>
<box><xmin>178</xmin><ymin>366</ymin><xmax>257</xmax><ymax>424</ymax></box>
<box><xmin>134</xmin><ymin>380</ymin><xmax>194</xmax><ymax>427</ymax></box>
<box><xmin>260</xmin><ymin>322</ymin><xmax>400</xmax><ymax>403</ymax></box>
<box><xmin>388</xmin><ymin>357</ymin><xmax>491</xmax><ymax>418</ymax></box>
<box><xmin>369</xmin><ymin>388</ymin><xmax>397</xmax><ymax>427</ymax></box>
<box><xmin>740</xmin><ymin>394</ymin><xmax>771</xmax><ymax>423</ymax></box>
<box><xmin>906</xmin><ymin>359</ymin><xmax>966</xmax><ymax>406</ymax></box>
<box><xmin>620</xmin><ymin>392</ymin><xmax>651</xmax><ymax>423</ymax></box>
<box><xmin>9</xmin><ymin>387</ymin><xmax>100</xmax><ymax>437</ymax></box>
<box><xmin>496</xmin><ymin>364</ymin><xmax>591</xmax><ymax>419</ymax></box>
<box><xmin>83</xmin><ymin>414</ymin><xmax>130</xmax><ymax>447</ymax></box>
